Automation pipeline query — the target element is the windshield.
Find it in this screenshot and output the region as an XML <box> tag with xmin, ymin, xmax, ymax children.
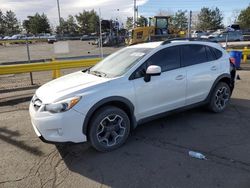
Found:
<box><xmin>156</xmin><ymin>18</ymin><xmax>168</xmax><ymax>29</ymax></box>
<box><xmin>89</xmin><ymin>47</ymin><xmax>152</xmax><ymax>78</ymax></box>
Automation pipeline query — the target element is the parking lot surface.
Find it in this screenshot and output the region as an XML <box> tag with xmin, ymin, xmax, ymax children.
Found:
<box><xmin>0</xmin><ymin>40</ymin><xmax>122</xmax><ymax>64</ymax></box>
<box><xmin>0</xmin><ymin>70</ymin><xmax>250</xmax><ymax>188</ymax></box>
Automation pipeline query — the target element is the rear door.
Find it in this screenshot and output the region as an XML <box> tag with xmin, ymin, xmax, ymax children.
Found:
<box><xmin>181</xmin><ymin>44</ymin><xmax>220</xmax><ymax>105</ymax></box>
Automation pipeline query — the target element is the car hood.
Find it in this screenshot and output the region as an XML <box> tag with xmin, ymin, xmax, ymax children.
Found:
<box><xmin>35</xmin><ymin>71</ymin><xmax>109</xmax><ymax>103</ymax></box>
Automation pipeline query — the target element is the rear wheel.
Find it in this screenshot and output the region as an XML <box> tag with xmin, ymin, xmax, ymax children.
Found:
<box><xmin>208</xmin><ymin>82</ymin><xmax>231</xmax><ymax>113</ymax></box>
<box><xmin>88</xmin><ymin>106</ymin><xmax>130</xmax><ymax>152</ymax></box>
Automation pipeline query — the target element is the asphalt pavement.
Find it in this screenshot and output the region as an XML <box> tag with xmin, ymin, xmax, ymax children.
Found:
<box><xmin>0</xmin><ymin>68</ymin><xmax>250</xmax><ymax>188</ymax></box>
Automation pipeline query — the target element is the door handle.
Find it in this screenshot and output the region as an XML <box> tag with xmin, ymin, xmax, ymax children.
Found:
<box><xmin>211</xmin><ymin>66</ymin><xmax>217</xmax><ymax>71</ymax></box>
<box><xmin>175</xmin><ymin>75</ymin><xmax>185</xmax><ymax>80</ymax></box>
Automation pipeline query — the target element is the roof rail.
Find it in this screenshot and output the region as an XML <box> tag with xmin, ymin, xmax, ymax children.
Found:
<box><xmin>161</xmin><ymin>38</ymin><xmax>217</xmax><ymax>45</ymax></box>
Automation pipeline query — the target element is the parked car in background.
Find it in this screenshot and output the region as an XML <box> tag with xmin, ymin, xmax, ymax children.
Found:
<box><xmin>37</xmin><ymin>33</ymin><xmax>51</xmax><ymax>39</ymax></box>
<box><xmin>47</xmin><ymin>35</ymin><xmax>57</xmax><ymax>44</ymax></box>
<box><xmin>3</xmin><ymin>36</ymin><xmax>11</xmax><ymax>40</ymax></box>
<box><xmin>227</xmin><ymin>24</ymin><xmax>240</xmax><ymax>31</ymax></box>
<box><xmin>25</xmin><ymin>34</ymin><xmax>35</xmax><ymax>40</ymax></box>
<box><xmin>80</xmin><ymin>35</ymin><xmax>97</xmax><ymax>41</ymax></box>
<box><xmin>103</xmin><ymin>35</ymin><xmax>125</xmax><ymax>46</ymax></box>
<box><xmin>13</xmin><ymin>34</ymin><xmax>26</xmax><ymax>39</ymax></box>
<box><xmin>80</xmin><ymin>35</ymin><xmax>89</xmax><ymax>41</ymax></box>
<box><xmin>201</xmin><ymin>31</ymin><xmax>243</xmax><ymax>42</ymax></box>
<box><xmin>191</xmin><ymin>30</ymin><xmax>207</xmax><ymax>38</ymax></box>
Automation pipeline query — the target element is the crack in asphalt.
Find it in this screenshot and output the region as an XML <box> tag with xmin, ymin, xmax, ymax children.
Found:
<box><xmin>207</xmin><ymin>141</ymin><xmax>249</xmax><ymax>155</ymax></box>
<box><xmin>132</xmin><ymin>135</ymin><xmax>250</xmax><ymax>174</ymax></box>
<box><xmin>0</xmin><ymin>177</ymin><xmax>26</xmax><ymax>184</ymax></box>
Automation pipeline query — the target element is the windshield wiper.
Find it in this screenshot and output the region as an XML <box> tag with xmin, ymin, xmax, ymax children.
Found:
<box><xmin>90</xmin><ymin>70</ymin><xmax>107</xmax><ymax>77</ymax></box>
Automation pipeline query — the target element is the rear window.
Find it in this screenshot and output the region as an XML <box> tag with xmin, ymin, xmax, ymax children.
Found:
<box><xmin>209</xmin><ymin>47</ymin><xmax>223</xmax><ymax>59</ymax></box>
<box><xmin>205</xmin><ymin>46</ymin><xmax>216</xmax><ymax>61</ymax></box>
<box><xmin>181</xmin><ymin>44</ymin><xmax>223</xmax><ymax>66</ymax></box>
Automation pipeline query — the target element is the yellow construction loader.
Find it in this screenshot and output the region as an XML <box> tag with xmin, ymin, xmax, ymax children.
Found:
<box><xmin>126</xmin><ymin>16</ymin><xmax>186</xmax><ymax>45</ymax></box>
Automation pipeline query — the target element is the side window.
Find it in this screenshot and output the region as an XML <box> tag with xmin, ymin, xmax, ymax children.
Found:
<box><xmin>205</xmin><ymin>46</ymin><xmax>216</xmax><ymax>61</ymax></box>
<box><xmin>136</xmin><ymin>31</ymin><xmax>143</xmax><ymax>39</ymax></box>
<box><xmin>133</xmin><ymin>62</ymin><xmax>147</xmax><ymax>79</ymax></box>
<box><xmin>209</xmin><ymin>47</ymin><xmax>223</xmax><ymax>59</ymax></box>
<box><xmin>145</xmin><ymin>46</ymin><xmax>180</xmax><ymax>72</ymax></box>
<box><xmin>132</xmin><ymin>46</ymin><xmax>180</xmax><ymax>79</ymax></box>
<box><xmin>181</xmin><ymin>45</ymin><xmax>207</xmax><ymax>66</ymax></box>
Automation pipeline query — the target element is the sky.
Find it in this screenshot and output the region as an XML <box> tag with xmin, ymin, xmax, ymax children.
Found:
<box><xmin>0</xmin><ymin>0</ymin><xmax>249</xmax><ymax>27</ymax></box>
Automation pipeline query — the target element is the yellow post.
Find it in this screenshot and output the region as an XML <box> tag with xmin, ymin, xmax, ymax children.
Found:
<box><xmin>52</xmin><ymin>58</ymin><xmax>61</xmax><ymax>79</ymax></box>
<box><xmin>55</xmin><ymin>69</ymin><xmax>61</xmax><ymax>78</ymax></box>
<box><xmin>52</xmin><ymin>58</ymin><xmax>56</xmax><ymax>79</ymax></box>
<box><xmin>243</xmin><ymin>47</ymin><xmax>247</xmax><ymax>63</ymax></box>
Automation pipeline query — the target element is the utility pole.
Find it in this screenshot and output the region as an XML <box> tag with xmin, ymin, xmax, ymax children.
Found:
<box><xmin>99</xmin><ymin>8</ymin><xmax>103</xmax><ymax>59</ymax></box>
<box><xmin>136</xmin><ymin>6</ymin><xmax>139</xmax><ymax>22</ymax></box>
<box><xmin>26</xmin><ymin>38</ymin><xmax>33</xmax><ymax>85</ymax></box>
<box><xmin>57</xmin><ymin>0</ymin><xmax>62</xmax><ymax>35</ymax></box>
<box><xmin>133</xmin><ymin>0</ymin><xmax>136</xmax><ymax>28</ymax></box>
<box><xmin>187</xmin><ymin>10</ymin><xmax>192</xmax><ymax>38</ymax></box>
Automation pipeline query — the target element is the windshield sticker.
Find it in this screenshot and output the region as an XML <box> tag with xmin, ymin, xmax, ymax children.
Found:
<box><xmin>130</xmin><ymin>52</ymin><xmax>145</xmax><ymax>57</ymax></box>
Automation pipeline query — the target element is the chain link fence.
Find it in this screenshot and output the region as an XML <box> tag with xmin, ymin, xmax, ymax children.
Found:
<box><xmin>0</xmin><ymin>39</ymin><xmax>123</xmax><ymax>92</ymax></box>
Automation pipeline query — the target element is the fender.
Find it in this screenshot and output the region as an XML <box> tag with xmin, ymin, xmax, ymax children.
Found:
<box><xmin>205</xmin><ymin>73</ymin><xmax>231</xmax><ymax>102</ymax></box>
<box><xmin>82</xmin><ymin>96</ymin><xmax>136</xmax><ymax>135</ymax></box>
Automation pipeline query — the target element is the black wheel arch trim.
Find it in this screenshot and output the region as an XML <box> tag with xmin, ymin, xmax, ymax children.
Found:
<box><xmin>82</xmin><ymin>96</ymin><xmax>137</xmax><ymax>136</ymax></box>
<box><xmin>205</xmin><ymin>73</ymin><xmax>232</xmax><ymax>102</ymax></box>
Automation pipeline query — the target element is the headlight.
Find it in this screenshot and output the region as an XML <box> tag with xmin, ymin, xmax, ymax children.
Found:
<box><xmin>44</xmin><ymin>96</ymin><xmax>81</xmax><ymax>113</ymax></box>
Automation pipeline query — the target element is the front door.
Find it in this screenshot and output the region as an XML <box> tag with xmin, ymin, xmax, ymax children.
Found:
<box><xmin>131</xmin><ymin>46</ymin><xmax>186</xmax><ymax>120</ymax></box>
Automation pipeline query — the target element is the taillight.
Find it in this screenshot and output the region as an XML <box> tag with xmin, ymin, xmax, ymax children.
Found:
<box><xmin>229</xmin><ymin>57</ymin><xmax>235</xmax><ymax>65</ymax></box>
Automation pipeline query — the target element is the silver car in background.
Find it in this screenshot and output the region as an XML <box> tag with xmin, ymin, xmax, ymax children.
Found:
<box><xmin>202</xmin><ymin>31</ymin><xmax>243</xmax><ymax>42</ymax></box>
<box><xmin>191</xmin><ymin>30</ymin><xmax>207</xmax><ymax>38</ymax></box>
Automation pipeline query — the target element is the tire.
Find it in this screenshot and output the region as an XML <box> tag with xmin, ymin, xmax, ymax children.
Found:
<box><xmin>88</xmin><ymin>106</ymin><xmax>130</xmax><ymax>152</ymax></box>
<box><xmin>208</xmin><ymin>82</ymin><xmax>231</xmax><ymax>113</ymax></box>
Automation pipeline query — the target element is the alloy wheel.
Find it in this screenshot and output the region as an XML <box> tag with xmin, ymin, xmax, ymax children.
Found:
<box><xmin>96</xmin><ymin>114</ymin><xmax>126</xmax><ymax>147</ymax></box>
<box><xmin>215</xmin><ymin>86</ymin><xmax>230</xmax><ymax>110</ymax></box>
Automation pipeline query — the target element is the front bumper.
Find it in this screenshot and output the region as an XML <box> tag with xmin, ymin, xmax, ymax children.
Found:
<box><xmin>29</xmin><ymin>102</ymin><xmax>87</xmax><ymax>143</ymax></box>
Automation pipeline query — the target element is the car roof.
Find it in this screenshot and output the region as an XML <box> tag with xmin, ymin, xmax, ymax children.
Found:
<box><xmin>167</xmin><ymin>40</ymin><xmax>223</xmax><ymax>49</ymax></box>
<box><xmin>128</xmin><ymin>41</ymin><xmax>162</xmax><ymax>49</ymax></box>
<box><xmin>128</xmin><ymin>40</ymin><xmax>222</xmax><ymax>50</ymax></box>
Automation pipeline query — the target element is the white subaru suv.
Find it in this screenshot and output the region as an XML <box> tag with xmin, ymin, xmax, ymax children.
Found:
<box><xmin>29</xmin><ymin>39</ymin><xmax>236</xmax><ymax>152</ymax></box>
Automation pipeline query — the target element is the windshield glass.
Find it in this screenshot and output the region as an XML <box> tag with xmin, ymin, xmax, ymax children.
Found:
<box><xmin>89</xmin><ymin>47</ymin><xmax>152</xmax><ymax>78</ymax></box>
<box><xmin>156</xmin><ymin>18</ymin><xmax>168</xmax><ymax>29</ymax></box>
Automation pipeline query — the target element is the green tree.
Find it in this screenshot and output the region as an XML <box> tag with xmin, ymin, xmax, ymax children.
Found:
<box><xmin>210</xmin><ymin>7</ymin><xmax>223</xmax><ymax>29</ymax></box>
<box><xmin>75</xmin><ymin>10</ymin><xmax>99</xmax><ymax>34</ymax></box>
<box><xmin>238</xmin><ymin>6</ymin><xmax>250</xmax><ymax>29</ymax></box>
<box><xmin>0</xmin><ymin>10</ymin><xmax>5</xmax><ymax>35</ymax></box>
<box><xmin>126</xmin><ymin>17</ymin><xmax>133</xmax><ymax>30</ymax></box>
<box><xmin>23</xmin><ymin>13</ymin><xmax>50</xmax><ymax>34</ymax></box>
<box><xmin>197</xmin><ymin>7</ymin><xmax>223</xmax><ymax>31</ymax></box>
<box><xmin>56</xmin><ymin>15</ymin><xmax>79</xmax><ymax>35</ymax></box>
<box><xmin>4</xmin><ymin>10</ymin><xmax>20</xmax><ymax>35</ymax></box>
<box><xmin>137</xmin><ymin>16</ymin><xmax>148</xmax><ymax>27</ymax></box>
<box><xmin>172</xmin><ymin>10</ymin><xmax>188</xmax><ymax>30</ymax></box>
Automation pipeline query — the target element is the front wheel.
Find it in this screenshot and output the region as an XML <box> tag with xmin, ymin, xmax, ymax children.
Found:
<box><xmin>88</xmin><ymin>106</ymin><xmax>130</xmax><ymax>152</ymax></box>
<box><xmin>208</xmin><ymin>82</ymin><xmax>231</xmax><ymax>113</ymax></box>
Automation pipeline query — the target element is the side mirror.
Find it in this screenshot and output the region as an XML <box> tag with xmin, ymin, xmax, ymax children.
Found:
<box><xmin>144</xmin><ymin>65</ymin><xmax>161</xmax><ymax>82</ymax></box>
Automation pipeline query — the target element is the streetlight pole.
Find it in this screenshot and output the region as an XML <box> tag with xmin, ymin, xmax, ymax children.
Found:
<box><xmin>116</xmin><ymin>9</ymin><xmax>119</xmax><ymax>45</ymax></box>
<box><xmin>133</xmin><ymin>0</ymin><xmax>136</xmax><ymax>28</ymax></box>
<box><xmin>57</xmin><ymin>0</ymin><xmax>62</xmax><ymax>36</ymax></box>
<box><xmin>99</xmin><ymin>8</ymin><xmax>103</xmax><ymax>59</ymax></box>
<box><xmin>26</xmin><ymin>38</ymin><xmax>33</xmax><ymax>85</ymax></box>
